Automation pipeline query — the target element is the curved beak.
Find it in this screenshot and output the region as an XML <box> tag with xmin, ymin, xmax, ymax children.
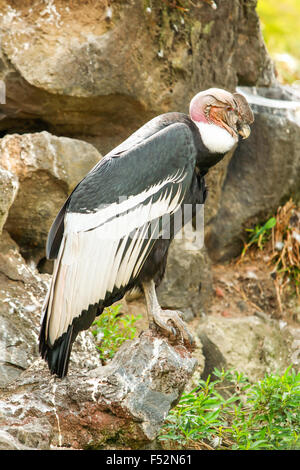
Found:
<box><xmin>238</xmin><ymin>123</ymin><xmax>251</xmax><ymax>139</ymax></box>
<box><xmin>233</xmin><ymin>92</ymin><xmax>254</xmax><ymax>140</ymax></box>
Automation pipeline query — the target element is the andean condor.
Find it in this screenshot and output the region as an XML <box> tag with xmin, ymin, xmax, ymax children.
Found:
<box><xmin>39</xmin><ymin>88</ymin><xmax>254</xmax><ymax>378</ymax></box>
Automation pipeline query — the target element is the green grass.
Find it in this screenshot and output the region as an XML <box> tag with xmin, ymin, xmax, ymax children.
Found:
<box><xmin>90</xmin><ymin>305</ymin><xmax>300</xmax><ymax>450</ymax></box>
<box><xmin>241</xmin><ymin>216</ymin><xmax>276</xmax><ymax>259</ymax></box>
<box><xmin>159</xmin><ymin>367</ymin><xmax>300</xmax><ymax>450</ymax></box>
<box><xmin>91</xmin><ymin>304</ymin><xmax>141</xmax><ymax>364</ymax></box>
<box><xmin>257</xmin><ymin>0</ymin><xmax>300</xmax><ymax>83</ymax></box>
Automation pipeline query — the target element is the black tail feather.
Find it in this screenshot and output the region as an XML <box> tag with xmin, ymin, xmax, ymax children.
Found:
<box><xmin>39</xmin><ymin>302</ymin><xmax>102</xmax><ymax>378</ymax></box>
<box><xmin>39</xmin><ymin>315</ymin><xmax>74</xmax><ymax>378</ymax></box>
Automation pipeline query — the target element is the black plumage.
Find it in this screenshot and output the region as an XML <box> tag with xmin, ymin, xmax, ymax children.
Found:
<box><xmin>39</xmin><ymin>90</ymin><xmax>253</xmax><ymax>378</ymax></box>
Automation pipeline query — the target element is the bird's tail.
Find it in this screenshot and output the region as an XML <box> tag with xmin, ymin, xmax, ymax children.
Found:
<box><xmin>39</xmin><ymin>297</ymin><xmax>103</xmax><ymax>378</ymax></box>
<box><xmin>39</xmin><ymin>304</ymin><xmax>74</xmax><ymax>378</ymax></box>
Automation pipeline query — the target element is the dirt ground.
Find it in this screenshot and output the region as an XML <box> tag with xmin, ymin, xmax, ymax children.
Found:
<box><xmin>209</xmin><ymin>202</ymin><xmax>300</xmax><ymax>327</ymax></box>
<box><xmin>210</xmin><ymin>255</ymin><xmax>298</xmax><ymax>324</ymax></box>
<box><xmin>123</xmin><ymin>247</ymin><xmax>299</xmax><ymax>327</ymax></box>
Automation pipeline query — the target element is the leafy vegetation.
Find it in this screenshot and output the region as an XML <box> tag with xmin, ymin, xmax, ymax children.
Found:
<box><xmin>257</xmin><ymin>0</ymin><xmax>300</xmax><ymax>83</ymax></box>
<box><xmin>91</xmin><ymin>304</ymin><xmax>141</xmax><ymax>364</ymax></box>
<box><xmin>241</xmin><ymin>216</ymin><xmax>276</xmax><ymax>259</ymax></box>
<box><xmin>159</xmin><ymin>366</ymin><xmax>300</xmax><ymax>450</ymax></box>
<box><xmin>240</xmin><ymin>200</ymin><xmax>300</xmax><ymax>306</ymax></box>
<box><xmin>91</xmin><ymin>306</ymin><xmax>300</xmax><ymax>450</ymax></box>
<box><xmin>269</xmin><ymin>200</ymin><xmax>300</xmax><ymax>299</ymax></box>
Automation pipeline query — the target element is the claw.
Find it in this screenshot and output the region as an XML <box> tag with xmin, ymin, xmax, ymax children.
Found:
<box><xmin>143</xmin><ymin>280</ymin><xmax>194</xmax><ymax>348</ymax></box>
<box><xmin>170</xmin><ymin>326</ymin><xmax>177</xmax><ymax>337</ymax></box>
<box><xmin>153</xmin><ymin>308</ymin><xmax>194</xmax><ymax>346</ymax></box>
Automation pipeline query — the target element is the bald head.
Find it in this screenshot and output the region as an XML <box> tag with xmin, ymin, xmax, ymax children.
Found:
<box><xmin>189</xmin><ymin>88</ymin><xmax>254</xmax><ymax>140</ymax></box>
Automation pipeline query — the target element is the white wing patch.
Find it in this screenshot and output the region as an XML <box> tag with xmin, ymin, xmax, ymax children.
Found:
<box><xmin>45</xmin><ymin>171</ymin><xmax>187</xmax><ymax>346</ymax></box>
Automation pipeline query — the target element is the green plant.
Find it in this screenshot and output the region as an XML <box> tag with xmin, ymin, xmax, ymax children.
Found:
<box><xmin>159</xmin><ymin>368</ymin><xmax>250</xmax><ymax>449</ymax></box>
<box><xmin>239</xmin><ymin>201</ymin><xmax>300</xmax><ymax>303</ymax></box>
<box><xmin>269</xmin><ymin>200</ymin><xmax>300</xmax><ymax>298</ymax></box>
<box><xmin>257</xmin><ymin>0</ymin><xmax>300</xmax><ymax>83</ymax></box>
<box><xmin>241</xmin><ymin>216</ymin><xmax>276</xmax><ymax>259</ymax></box>
<box><xmin>159</xmin><ymin>367</ymin><xmax>300</xmax><ymax>450</ymax></box>
<box><xmin>91</xmin><ymin>304</ymin><xmax>141</xmax><ymax>363</ymax></box>
<box><xmin>235</xmin><ymin>366</ymin><xmax>300</xmax><ymax>450</ymax></box>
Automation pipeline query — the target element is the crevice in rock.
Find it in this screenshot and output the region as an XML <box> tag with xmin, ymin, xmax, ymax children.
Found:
<box><xmin>0</xmin><ymin>70</ymin><xmax>155</xmax><ymax>155</ymax></box>
<box><xmin>0</xmin><ymin>361</ymin><xmax>26</xmax><ymax>371</ymax></box>
<box><xmin>199</xmin><ymin>332</ymin><xmax>227</xmax><ymax>382</ymax></box>
<box><xmin>36</xmin><ymin>257</ymin><xmax>54</xmax><ymax>275</ymax></box>
<box><xmin>0</xmin><ymin>118</ymin><xmax>51</xmax><ymax>139</ymax></box>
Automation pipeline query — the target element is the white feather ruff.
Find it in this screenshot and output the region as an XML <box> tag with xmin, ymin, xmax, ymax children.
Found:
<box><xmin>195</xmin><ymin>122</ymin><xmax>237</xmax><ymax>154</ymax></box>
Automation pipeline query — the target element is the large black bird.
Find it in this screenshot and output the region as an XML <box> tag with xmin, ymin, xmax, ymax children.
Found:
<box><xmin>39</xmin><ymin>88</ymin><xmax>253</xmax><ymax>377</ymax></box>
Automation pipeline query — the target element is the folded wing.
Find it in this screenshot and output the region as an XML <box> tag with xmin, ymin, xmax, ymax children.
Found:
<box><xmin>42</xmin><ymin>120</ymin><xmax>197</xmax><ymax>350</ymax></box>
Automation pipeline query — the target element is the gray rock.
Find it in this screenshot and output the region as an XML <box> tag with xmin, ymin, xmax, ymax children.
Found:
<box><xmin>197</xmin><ymin>315</ymin><xmax>298</xmax><ymax>382</ymax></box>
<box><xmin>0</xmin><ymin>231</ymin><xmax>101</xmax><ymax>388</ymax></box>
<box><xmin>0</xmin><ymin>1</ymin><xmax>274</xmax><ymax>154</ymax></box>
<box><xmin>206</xmin><ymin>85</ymin><xmax>300</xmax><ymax>261</ymax></box>
<box><xmin>0</xmin><ymin>167</ymin><xmax>18</xmax><ymax>234</ymax></box>
<box><xmin>0</xmin><ymin>330</ymin><xmax>196</xmax><ymax>449</ymax></box>
<box><xmin>198</xmin><ymin>331</ymin><xmax>227</xmax><ymax>382</ymax></box>
<box><xmin>0</xmin><ymin>430</ymin><xmax>32</xmax><ymax>451</ymax></box>
<box><xmin>0</xmin><ymin>131</ymin><xmax>101</xmax><ymax>260</ymax></box>
<box><xmin>127</xmin><ymin>228</ymin><xmax>214</xmax><ymax>317</ymax></box>
<box><xmin>0</xmin><ymin>2</ymin><xmax>273</xmax><ymax>102</ymax></box>
<box><xmin>158</xmin><ymin>230</ymin><xmax>213</xmax><ymax>315</ymax></box>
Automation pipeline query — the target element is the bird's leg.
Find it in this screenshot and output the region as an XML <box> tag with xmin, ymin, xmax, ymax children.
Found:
<box><xmin>142</xmin><ymin>280</ymin><xmax>194</xmax><ymax>346</ymax></box>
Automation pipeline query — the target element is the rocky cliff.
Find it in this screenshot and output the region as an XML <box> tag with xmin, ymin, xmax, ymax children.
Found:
<box><xmin>0</xmin><ymin>0</ymin><xmax>299</xmax><ymax>450</ymax></box>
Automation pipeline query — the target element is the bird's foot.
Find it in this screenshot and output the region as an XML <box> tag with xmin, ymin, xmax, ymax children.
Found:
<box><xmin>142</xmin><ymin>280</ymin><xmax>194</xmax><ymax>348</ymax></box>
<box><xmin>150</xmin><ymin>308</ymin><xmax>194</xmax><ymax>348</ymax></box>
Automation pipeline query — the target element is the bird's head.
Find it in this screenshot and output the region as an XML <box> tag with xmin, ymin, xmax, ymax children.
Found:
<box><xmin>189</xmin><ymin>88</ymin><xmax>254</xmax><ymax>154</ymax></box>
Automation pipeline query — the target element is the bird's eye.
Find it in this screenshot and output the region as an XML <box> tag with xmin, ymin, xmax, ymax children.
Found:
<box><xmin>227</xmin><ymin>106</ymin><xmax>233</xmax><ymax>112</ymax></box>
